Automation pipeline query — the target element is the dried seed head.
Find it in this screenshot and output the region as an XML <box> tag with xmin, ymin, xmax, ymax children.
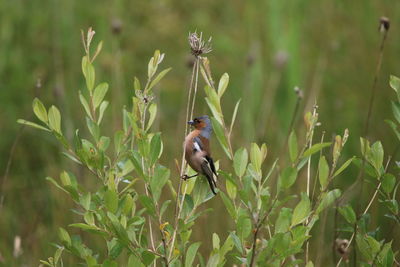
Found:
<box><xmin>111</xmin><ymin>18</ymin><xmax>123</xmax><ymax>35</ymax></box>
<box><xmin>379</xmin><ymin>17</ymin><xmax>390</xmax><ymax>32</ymax></box>
<box><xmin>274</xmin><ymin>50</ymin><xmax>289</xmax><ymax>69</ymax></box>
<box><xmin>335</xmin><ymin>238</ymin><xmax>350</xmax><ymax>261</ymax></box>
<box><xmin>188</xmin><ymin>32</ymin><xmax>212</xmax><ymax>57</ymax></box>
<box><xmin>36</xmin><ymin>78</ymin><xmax>42</xmax><ymax>89</ymax></box>
<box><xmin>294</xmin><ymin>86</ymin><xmax>304</xmax><ymax>99</ymax></box>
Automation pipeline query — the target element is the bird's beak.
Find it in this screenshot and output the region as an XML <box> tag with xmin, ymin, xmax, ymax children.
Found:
<box><xmin>187</xmin><ymin>120</ymin><xmax>194</xmax><ymax>126</ymax></box>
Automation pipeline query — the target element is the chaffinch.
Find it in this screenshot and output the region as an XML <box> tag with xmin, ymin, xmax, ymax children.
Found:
<box><xmin>183</xmin><ymin>115</ymin><xmax>218</xmax><ymax>195</ymax></box>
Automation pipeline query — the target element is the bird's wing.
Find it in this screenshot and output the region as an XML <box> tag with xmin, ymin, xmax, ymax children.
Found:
<box><xmin>201</xmin><ymin>158</ymin><xmax>217</xmax><ymax>195</ymax></box>
<box><xmin>192</xmin><ymin>136</ymin><xmax>217</xmax><ymax>194</ymax></box>
<box><xmin>205</xmin><ymin>155</ymin><xmax>218</xmax><ymax>181</ymax></box>
<box><xmin>192</xmin><ymin>136</ymin><xmax>204</xmax><ymax>152</ymax></box>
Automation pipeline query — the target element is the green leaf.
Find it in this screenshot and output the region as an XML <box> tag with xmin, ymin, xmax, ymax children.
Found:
<box><xmin>236</xmin><ymin>215</ymin><xmax>251</xmax><ymax>241</ymax></box>
<box><xmin>185</xmin><ymin>242</ymin><xmax>201</xmax><ymax>267</ymax></box>
<box><xmin>54</xmin><ymin>247</ymin><xmax>64</xmax><ymax>265</ymax></box>
<box><xmin>318</xmin><ymin>156</ymin><xmax>329</xmax><ymax>190</ymax></box>
<box><xmin>141</xmin><ymin>251</ymin><xmax>155</xmax><ymax>266</ymax></box>
<box><xmin>226</xmin><ymin>178</ymin><xmax>237</xmax><ymax>200</ymax></box>
<box><xmin>211</xmin><ymin>117</ymin><xmax>231</xmax><ymax>160</ymax></box>
<box><xmin>382</xmin><ymin>173</ymin><xmax>396</xmax><ymax>194</ymax></box>
<box><xmin>391</xmin><ymin>101</ymin><xmax>400</xmax><ymax>124</ymax></box>
<box><xmin>219</xmin><ymin>235</ymin><xmax>234</xmax><ymax>262</ymax></box>
<box><xmin>353</xmin><ymin>158</ymin><xmax>378</xmax><ymax>178</ymax></box>
<box><xmin>17</xmin><ymin>119</ymin><xmax>50</xmax><ymax>132</ymax></box>
<box><xmin>69</xmin><ymin>223</ymin><xmax>105</xmax><ymax>236</ymax></box>
<box><xmin>103</xmin><ymin>259</ymin><xmax>118</xmax><ymax>267</ymax></box>
<box><xmin>108</xmin><ymin>240</ymin><xmax>124</xmax><ymax>260</ymax></box>
<box><xmin>302</xmin><ymin>142</ymin><xmax>331</xmax><ymax>158</ymax></box>
<box><xmin>107</xmin><ymin>212</ymin><xmax>130</xmax><ymax>246</ymax></box>
<box><xmin>291</xmin><ymin>193</ymin><xmax>311</xmax><ymax>227</ymax></box>
<box><xmin>333</xmin><ymin>157</ymin><xmax>355</xmax><ymax>177</ymax></box>
<box><xmin>93</xmin><ymin>83</ymin><xmax>109</xmax><ymax>109</ymax></box>
<box><xmin>133</xmin><ymin>77</ymin><xmax>141</xmax><ymax>91</ymax></box>
<box><xmin>86</xmin><ymin>116</ymin><xmax>100</xmax><ymax>143</ymax></box>
<box><xmin>250</xmin><ymin>143</ymin><xmax>262</xmax><ymax>173</ymax></box>
<box><xmin>338</xmin><ymin>205</ymin><xmax>356</xmax><ymax>224</ymax></box>
<box><xmin>233</xmin><ymin>148</ymin><xmax>248</xmax><ymax>177</ymax></box>
<box><xmin>60</xmin><ymin>171</ymin><xmax>71</xmax><ymax>186</ymax></box>
<box><xmin>279</xmin><ymin>166</ymin><xmax>298</xmax><ymax>190</ymax></box>
<box><xmin>385</xmin><ymin>119</ymin><xmax>400</xmax><ymax>141</ymax></box>
<box><xmin>390</xmin><ymin>75</ymin><xmax>400</xmax><ymax>93</ymax></box>
<box><xmin>104</xmin><ymin>189</ymin><xmax>118</xmax><ymax>213</ymax></box>
<box><xmin>148</xmin><ymin>67</ymin><xmax>171</xmax><ymax>90</ymax></box>
<box><xmin>48</xmin><ymin>105</ymin><xmax>61</xmax><ymax>133</ymax></box>
<box><xmin>46</xmin><ymin>176</ymin><xmax>69</xmax><ymax>195</ymax></box>
<box><xmin>212</xmin><ymin>233</ymin><xmax>220</xmax><ymax>249</ymax></box>
<box><xmin>149</xmin><ymin>133</ymin><xmax>162</xmax><ymax>166</ymax></box>
<box><xmin>98</xmin><ymin>136</ymin><xmax>110</xmax><ymax>151</ymax></box>
<box><xmin>316</xmin><ymin>189</ymin><xmax>341</xmax><ymax>214</ymax></box>
<box><xmin>114</xmin><ymin>131</ymin><xmax>124</xmax><ymax>155</ymax></box>
<box><xmin>82</xmin><ymin>56</ymin><xmax>95</xmax><ymax>91</ymax></box>
<box><xmin>220</xmin><ymin>191</ymin><xmax>236</xmax><ymax>220</ymax></box>
<box><xmin>146</xmin><ymin>103</ymin><xmax>157</xmax><ymax>132</ymax></box>
<box><xmin>275</xmin><ymin>208</ymin><xmax>292</xmax><ymax>234</ymax></box>
<box><xmin>32</xmin><ymin>98</ymin><xmax>48</xmax><ymax>123</ymax></box>
<box><xmin>128</xmin><ymin>254</ymin><xmax>144</xmax><ymax>267</ymax></box>
<box><xmin>80</xmin><ymin>192</ymin><xmax>91</xmax><ymax>210</ymax></box>
<box><xmin>288</xmin><ymin>131</ymin><xmax>298</xmax><ymax>163</ymax></box>
<box><xmin>205</xmin><ymin>85</ymin><xmax>223</xmax><ymax>124</ymax></box>
<box><xmin>139</xmin><ymin>195</ymin><xmax>156</xmax><ymax>216</ymax></box>
<box><xmin>98</xmin><ymin>101</ymin><xmax>109</xmax><ymax>124</ymax></box>
<box><xmin>229</xmin><ymin>99</ymin><xmax>241</xmax><ymax>134</ymax></box>
<box><xmin>367</xmin><ymin>141</ymin><xmax>384</xmax><ymax>174</ymax></box>
<box><xmin>390</xmin><ymin>75</ymin><xmax>400</xmax><ymax>101</ymax></box>
<box><xmin>58</xmin><ymin>227</ymin><xmax>71</xmax><ymax>247</ymax></box>
<box><xmin>229</xmin><ymin>232</ymin><xmax>243</xmax><ymax>254</ymax></box>
<box><xmin>360</xmin><ymin>137</ymin><xmax>370</xmax><ymax>156</ymax></box>
<box><xmin>79</xmin><ymin>91</ymin><xmax>92</xmax><ymax>119</ymax></box>
<box><xmin>217</xmin><ymin>73</ymin><xmax>229</xmax><ymax>98</ymax></box>
<box><xmin>150</xmin><ymin>165</ymin><xmax>170</xmax><ymax>202</ymax></box>
<box><xmin>206</xmin><ymin>253</ymin><xmax>220</xmax><ymax>267</ymax></box>
<box><xmin>160</xmin><ymin>200</ymin><xmax>171</xmax><ymax>217</ymax></box>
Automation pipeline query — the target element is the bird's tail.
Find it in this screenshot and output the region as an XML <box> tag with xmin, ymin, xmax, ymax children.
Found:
<box><xmin>201</xmin><ymin>161</ymin><xmax>217</xmax><ymax>195</ymax></box>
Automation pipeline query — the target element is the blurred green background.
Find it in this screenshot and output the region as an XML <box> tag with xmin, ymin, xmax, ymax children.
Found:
<box><xmin>1</xmin><ymin>0</ymin><xmax>400</xmax><ymax>265</ymax></box>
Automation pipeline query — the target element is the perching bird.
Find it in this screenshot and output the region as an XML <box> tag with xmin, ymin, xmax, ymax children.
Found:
<box><xmin>184</xmin><ymin>115</ymin><xmax>218</xmax><ymax>195</ymax></box>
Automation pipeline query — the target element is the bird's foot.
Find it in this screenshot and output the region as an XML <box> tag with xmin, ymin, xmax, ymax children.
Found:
<box><xmin>181</xmin><ymin>174</ymin><xmax>198</xmax><ymax>181</ymax></box>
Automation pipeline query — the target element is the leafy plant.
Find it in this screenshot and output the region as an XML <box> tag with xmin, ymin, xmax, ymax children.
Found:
<box><xmin>19</xmin><ymin>29</ymin><xmax>399</xmax><ymax>267</ymax></box>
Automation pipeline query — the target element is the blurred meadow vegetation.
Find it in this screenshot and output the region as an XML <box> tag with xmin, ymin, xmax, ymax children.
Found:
<box><xmin>1</xmin><ymin>0</ymin><xmax>400</xmax><ymax>266</ymax></box>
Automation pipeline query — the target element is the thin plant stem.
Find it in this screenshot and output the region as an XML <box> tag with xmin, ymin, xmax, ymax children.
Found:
<box><xmin>336</xmin><ymin>156</ymin><xmax>392</xmax><ymax>267</ymax></box>
<box><xmin>0</xmin><ymin>125</ymin><xmax>24</xmax><ymax>214</ymax></box>
<box><xmin>168</xmin><ymin>57</ymin><xmax>200</xmax><ymax>261</ymax></box>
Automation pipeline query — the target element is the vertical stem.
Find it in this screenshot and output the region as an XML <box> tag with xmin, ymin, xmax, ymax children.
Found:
<box><xmin>305</xmin><ymin>105</ymin><xmax>317</xmax><ymax>263</ymax></box>
<box><xmin>168</xmin><ymin>57</ymin><xmax>200</xmax><ymax>261</ymax></box>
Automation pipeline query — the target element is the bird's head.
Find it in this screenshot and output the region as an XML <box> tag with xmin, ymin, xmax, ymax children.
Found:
<box><xmin>188</xmin><ymin>115</ymin><xmax>212</xmax><ymax>137</ymax></box>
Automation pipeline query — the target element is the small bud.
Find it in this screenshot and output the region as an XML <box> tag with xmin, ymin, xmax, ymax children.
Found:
<box><xmin>36</xmin><ymin>78</ymin><xmax>42</xmax><ymax>89</ymax></box>
<box><xmin>379</xmin><ymin>17</ymin><xmax>390</xmax><ymax>33</ymax></box>
<box><xmin>274</xmin><ymin>50</ymin><xmax>289</xmax><ymax>69</ymax></box>
<box><xmin>294</xmin><ymin>86</ymin><xmax>304</xmax><ymax>99</ymax></box>
<box><xmin>342</xmin><ymin>128</ymin><xmax>349</xmax><ymax>147</ymax></box>
<box><xmin>13</xmin><ymin>236</ymin><xmax>22</xmax><ymax>258</ymax></box>
<box><xmin>111</xmin><ymin>18</ymin><xmax>123</xmax><ymax>35</ymax></box>
<box><xmin>335</xmin><ymin>238</ymin><xmax>350</xmax><ymax>261</ymax></box>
